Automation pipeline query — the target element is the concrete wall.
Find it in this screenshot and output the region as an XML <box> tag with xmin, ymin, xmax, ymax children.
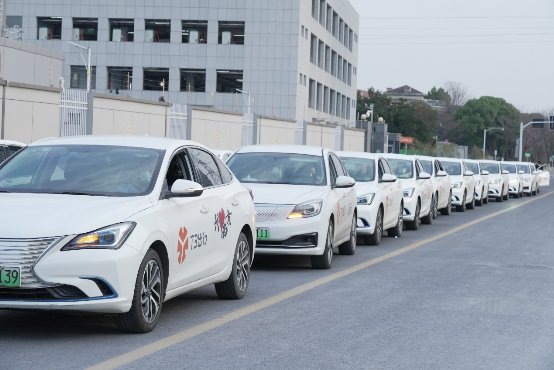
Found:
<box><xmin>92</xmin><ymin>94</ymin><xmax>167</xmax><ymax>137</ymax></box>
<box><xmin>0</xmin><ymin>82</ymin><xmax>60</xmax><ymax>143</ymax></box>
<box><xmin>305</xmin><ymin>123</ymin><xmax>336</xmax><ymax>149</ymax></box>
<box><xmin>190</xmin><ymin>108</ymin><xmax>243</xmax><ymax>151</ymax></box>
<box><xmin>343</xmin><ymin>128</ymin><xmax>365</xmax><ymax>152</ymax></box>
<box><xmin>257</xmin><ymin>116</ymin><xmax>296</xmax><ymax>146</ymax></box>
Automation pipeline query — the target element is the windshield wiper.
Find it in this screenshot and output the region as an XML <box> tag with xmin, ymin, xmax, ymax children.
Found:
<box><xmin>51</xmin><ymin>191</ymin><xmax>105</xmax><ymax>196</ymax></box>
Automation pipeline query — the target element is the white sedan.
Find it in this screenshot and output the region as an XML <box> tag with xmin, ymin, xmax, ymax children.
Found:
<box><xmin>0</xmin><ymin>136</ymin><xmax>256</xmax><ymax>333</ymax></box>
<box><xmin>384</xmin><ymin>153</ymin><xmax>433</xmax><ymax>230</ymax></box>
<box><xmin>440</xmin><ymin>158</ymin><xmax>476</xmax><ymax>212</ymax></box>
<box><xmin>416</xmin><ymin>155</ymin><xmax>452</xmax><ymax>217</ymax></box>
<box><xmin>227</xmin><ymin>145</ymin><xmax>357</xmax><ymax>269</ymax></box>
<box><xmin>516</xmin><ymin>162</ymin><xmax>539</xmax><ymax>195</ymax></box>
<box><xmin>480</xmin><ymin>160</ymin><xmax>510</xmax><ymax>202</ymax></box>
<box><xmin>338</xmin><ymin>151</ymin><xmax>403</xmax><ymax>245</ymax></box>
<box><xmin>464</xmin><ymin>159</ymin><xmax>490</xmax><ymax>206</ymax></box>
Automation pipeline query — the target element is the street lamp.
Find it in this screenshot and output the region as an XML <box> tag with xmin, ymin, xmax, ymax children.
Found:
<box><xmin>482</xmin><ymin>127</ymin><xmax>504</xmax><ymax>159</ymax></box>
<box><xmin>518</xmin><ymin>120</ymin><xmax>551</xmax><ymax>161</ymax></box>
<box><xmin>235</xmin><ymin>88</ymin><xmax>251</xmax><ymax>114</ymax></box>
<box><xmin>68</xmin><ymin>41</ymin><xmax>92</xmax><ymax>92</ymax></box>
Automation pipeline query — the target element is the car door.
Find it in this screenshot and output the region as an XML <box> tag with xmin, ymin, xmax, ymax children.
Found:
<box><xmin>377</xmin><ymin>158</ymin><xmax>394</xmax><ymax>227</ymax></box>
<box><xmin>187</xmin><ymin>147</ymin><xmax>236</xmax><ymax>274</ymax></box>
<box><xmin>415</xmin><ymin>159</ymin><xmax>432</xmax><ymax>214</ymax></box>
<box><xmin>434</xmin><ymin>159</ymin><xmax>450</xmax><ymax>207</ymax></box>
<box><xmin>160</xmin><ymin>149</ymin><xmax>214</xmax><ymax>289</ymax></box>
<box><xmin>328</xmin><ymin>153</ymin><xmax>351</xmax><ymax>242</ymax></box>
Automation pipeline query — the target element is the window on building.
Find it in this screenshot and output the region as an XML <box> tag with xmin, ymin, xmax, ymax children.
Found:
<box><xmin>325</xmin><ymin>46</ymin><xmax>331</xmax><ymax>73</ymax></box>
<box><xmin>318</xmin><ymin>40</ymin><xmax>324</xmax><ymax>69</ymax></box>
<box><xmin>319</xmin><ymin>0</ymin><xmax>326</xmax><ymax>26</ymax></box>
<box><xmin>331</xmin><ymin>51</ymin><xmax>337</xmax><ymax>77</ymax></box>
<box><xmin>346</xmin><ymin>97</ymin><xmax>351</xmax><ymax>120</ymax></box>
<box><xmin>181</xmin><ymin>69</ymin><xmax>206</xmax><ymax>92</ymax></box>
<box><xmin>143</xmin><ymin>68</ymin><xmax>169</xmax><ymax>91</ymax></box>
<box><xmin>305</xmin><ymin>27</ymin><xmax>308</xmax><ymax>39</ymax></box>
<box><xmin>326</xmin><ymin>5</ymin><xmax>332</xmax><ymax>33</ymax></box>
<box><xmin>312</xmin><ymin>0</ymin><xmax>318</xmax><ymax>19</ymax></box>
<box><xmin>218</xmin><ymin>21</ymin><xmax>245</xmax><ymax>44</ymax></box>
<box><xmin>337</xmin><ymin>56</ymin><xmax>343</xmax><ymax>81</ymax></box>
<box><xmin>301</xmin><ymin>25</ymin><xmax>304</xmax><ymax>37</ymax></box>
<box><xmin>70</xmin><ymin>65</ymin><xmax>96</xmax><ymax>89</ymax></box>
<box><xmin>344</xmin><ymin>25</ymin><xmax>349</xmax><ymax>48</ymax></box>
<box><xmin>336</xmin><ymin>93</ymin><xmax>342</xmax><ymax>117</ymax></box>
<box><xmin>216</xmin><ymin>70</ymin><xmax>243</xmax><ymax>92</ymax></box>
<box><xmin>308</xmin><ymin>79</ymin><xmax>315</xmax><ymax>109</ymax></box>
<box><xmin>303</xmin><ymin>75</ymin><xmax>307</xmax><ymax>86</ymax></box>
<box><xmin>6</xmin><ymin>16</ymin><xmax>22</xmax><ymax>28</ymax></box>
<box><xmin>299</xmin><ymin>73</ymin><xmax>303</xmax><ymax>85</ymax></box>
<box><xmin>339</xmin><ymin>18</ymin><xmax>344</xmax><ymax>43</ymax></box>
<box><xmin>37</xmin><ymin>17</ymin><xmax>62</xmax><ymax>40</ymax></box>
<box><xmin>72</xmin><ymin>18</ymin><xmax>98</xmax><ymax>41</ymax></box>
<box><xmin>145</xmin><ymin>19</ymin><xmax>171</xmax><ymax>43</ymax></box>
<box><xmin>316</xmin><ymin>83</ymin><xmax>323</xmax><ymax>111</ymax></box>
<box><xmin>323</xmin><ymin>86</ymin><xmax>329</xmax><ymax>113</ymax></box>
<box><xmin>310</xmin><ymin>34</ymin><xmax>317</xmax><ymax>64</ymax></box>
<box><xmin>348</xmin><ymin>63</ymin><xmax>352</xmax><ymax>86</ymax></box>
<box><xmin>330</xmin><ymin>89</ymin><xmax>336</xmax><ymax>115</ymax></box>
<box><xmin>343</xmin><ymin>60</ymin><xmax>348</xmax><ymax>83</ymax></box>
<box><xmin>109</xmin><ymin>18</ymin><xmax>134</xmax><ymax>42</ymax></box>
<box><xmin>107</xmin><ymin>66</ymin><xmax>132</xmax><ymax>91</ymax></box>
<box><xmin>182</xmin><ymin>20</ymin><xmax>207</xmax><ymax>44</ymax></box>
<box><xmin>342</xmin><ymin>95</ymin><xmax>347</xmax><ymax>118</ymax></box>
<box><xmin>349</xmin><ymin>29</ymin><xmax>353</xmax><ymax>50</ymax></box>
<box><xmin>332</xmin><ymin>11</ymin><xmax>338</xmax><ymax>38</ymax></box>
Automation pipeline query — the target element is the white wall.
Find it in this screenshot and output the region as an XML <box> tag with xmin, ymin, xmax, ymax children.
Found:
<box><xmin>190</xmin><ymin>109</ymin><xmax>243</xmax><ymax>150</ymax></box>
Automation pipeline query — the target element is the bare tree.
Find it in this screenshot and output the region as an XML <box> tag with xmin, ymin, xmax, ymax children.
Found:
<box><xmin>444</xmin><ymin>81</ymin><xmax>469</xmax><ymax>107</ymax></box>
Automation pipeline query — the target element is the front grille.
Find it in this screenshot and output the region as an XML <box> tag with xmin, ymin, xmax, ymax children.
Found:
<box><xmin>0</xmin><ymin>237</ymin><xmax>61</xmax><ymax>288</ymax></box>
<box><xmin>0</xmin><ymin>285</ymin><xmax>87</xmax><ymax>301</ymax></box>
<box><xmin>255</xmin><ymin>204</ymin><xmax>294</xmax><ymax>222</ymax></box>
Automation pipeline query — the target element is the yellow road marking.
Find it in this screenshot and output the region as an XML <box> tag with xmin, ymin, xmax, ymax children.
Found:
<box><xmin>88</xmin><ymin>191</ymin><xmax>552</xmax><ymax>370</ymax></box>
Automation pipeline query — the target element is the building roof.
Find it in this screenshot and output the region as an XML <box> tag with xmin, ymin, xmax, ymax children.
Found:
<box><xmin>384</xmin><ymin>85</ymin><xmax>424</xmax><ymax>97</ymax></box>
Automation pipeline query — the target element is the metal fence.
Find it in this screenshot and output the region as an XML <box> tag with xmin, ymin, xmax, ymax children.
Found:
<box><xmin>59</xmin><ymin>89</ymin><xmax>88</xmax><ymax>136</ymax></box>
<box><xmin>168</xmin><ymin>103</ymin><xmax>188</xmax><ymax>139</ymax></box>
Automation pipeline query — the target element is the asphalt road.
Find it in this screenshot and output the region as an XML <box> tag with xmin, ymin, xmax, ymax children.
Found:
<box><xmin>2</xmin><ymin>183</ymin><xmax>554</xmax><ymax>370</ymax></box>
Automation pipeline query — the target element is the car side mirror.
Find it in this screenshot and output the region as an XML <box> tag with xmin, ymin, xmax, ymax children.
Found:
<box><xmin>464</xmin><ymin>170</ymin><xmax>474</xmax><ymax>176</ymax></box>
<box><xmin>436</xmin><ymin>170</ymin><xmax>447</xmax><ymax>177</ymax></box>
<box><xmin>418</xmin><ymin>171</ymin><xmax>431</xmax><ymax>180</ymax></box>
<box><xmin>169</xmin><ymin>179</ymin><xmax>204</xmax><ymax>197</ymax></box>
<box><xmin>501</xmin><ymin>170</ymin><xmax>509</xmax><ymax>175</ymax></box>
<box><xmin>481</xmin><ymin>170</ymin><xmax>490</xmax><ymax>175</ymax></box>
<box><xmin>380</xmin><ymin>173</ymin><xmax>397</xmax><ymax>183</ymax></box>
<box><xmin>334</xmin><ymin>175</ymin><xmax>355</xmax><ymax>188</ymax></box>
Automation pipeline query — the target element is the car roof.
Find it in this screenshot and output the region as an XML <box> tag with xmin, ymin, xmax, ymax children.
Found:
<box><xmin>382</xmin><ymin>153</ymin><xmax>417</xmax><ymax>161</ymax></box>
<box><xmin>414</xmin><ymin>155</ymin><xmax>435</xmax><ymax>161</ymax></box>
<box><xmin>479</xmin><ymin>159</ymin><xmax>500</xmax><ymax>164</ymax></box>
<box><xmin>0</xmin><ymin>139</ymin><xmax>26</xmax><ymax>147</ymax></box>
<box><xmin>235</xmin><ymin>144</ymin><xmax>326</xmax><ymax>156</ymax></box>
<box><xmin>436</xmin><ymin>157</ymin><xmax>463</xmax><ymax>163</ymax></box>
<box><xmin>336</xmin><ymin>151</ymin><xmax>381</xmax><ymax>160</ymax></box>
<box><xmin>29</xmin><ymin>135</ymin><xmax>206</xmax><ymax>152</ymax></box>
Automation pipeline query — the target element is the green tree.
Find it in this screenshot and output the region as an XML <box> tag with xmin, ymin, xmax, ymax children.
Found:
<box><xmin>425</xmin><ymin>87</ymin><xmax>452</xmax><ymax>106</ymax></box>
<box><xmin>356</xmin><ymin>88</ymin><xmax>393</xmax><ymax>123</ymax></box>
<box><xmin>453</xmin><ymin>96</ymin><xmax>520</xmax><ymax>159</ymax></box>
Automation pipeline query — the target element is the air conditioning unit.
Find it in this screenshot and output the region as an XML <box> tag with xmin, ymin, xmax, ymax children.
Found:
<box><xmin>112</xmin><ymin>28</ymin><xmax>122</xmax><ymax>42</ymax></box>
<box><xmin>72</xmin><ymin>28</ymin><xmax>80</xmax><ymax>40</ymax></box>
<box><xmin>222</xmin><ymin>31</ymin><xmax>231</xmax><ymax>44</ymax></box>
<box><xmin>38</xmin><ymin>27</ymin><xmax>49</xmax><ymax>40</ymax></box>
<box><xmin>189</xmin><ymin>30</ymin><xmax>199</xmax><ymax>44</ymax></box>
<box><xmin>144</xmin><ymin>29</ymin><xmax>154</xmax><ymax>42</ymax></box>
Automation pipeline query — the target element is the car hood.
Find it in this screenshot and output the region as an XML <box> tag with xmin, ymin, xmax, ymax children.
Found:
<box><xmin>449</xmin><ymin>175</ymin><xmax>463</xmax><ymax>182</ymax></box>
<box><xmin>246</xmin><ymin>183</ymin><xmax>328</xmax><ymax>205</ymax></box>
<box><xmin>0</xmin><ymin>193</ymin><xmax>155</xmax><ymax>238</ymax></box>
<box><xmin>398</xmin><ymin>177</ymin><xmax>416</xmax><ymax>190</ymax></box>
<box><xmin>354</xmin><ymin>181</ymin><xmax>378</xmax><ymax>196</ymax></box>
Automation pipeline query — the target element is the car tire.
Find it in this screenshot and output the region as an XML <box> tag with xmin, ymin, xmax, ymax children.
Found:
<box><xmin>503</xmin><ymin>189</ymin><xmax>509</xmax><ymax>200</ymax></box>
<box><xmin>406</xmin><ymin>200</ymin><xmax>420</xmax><ymax>230</ymax></box>
<box><xmin>467</xmin><ymin>194</ymin><xmax>475</xmax><ymax>209</ymax></box>
<box><xmin>497</xmin><ymin>192</ymin><xmax>503</xmax><ymax>202</ymax></box>
<box><xmin>440</xmin><ymin>191</ymin><xmax>452</xmax><ymax>215</ymax></box>
<box><xmin>456</xmin><ymin>192</ymin><xmax>466</xmax><ymax>212</ymax></box>
<box><xmin>115</xmin><ymin>249</ymin><xmax>164</xmax><ymax>333</ymax></box>
<box><xmin>215</xmin><ymin>232</ymin><xmax>251</xmax><ymax>299</ymax></box>
<box><xmin>311</xmin><ymin>221</ymin><xmax>334</xmax><ymax>269</ymax></box>
<box><xmin>432</xmin><ymin>192</ymin><xmax>438</xmax><ymax>219</ymax></box>
<box><xmin>387</xmin><ymin>202</ymin><xmax>403</xmax><ymax>238</ymax></box>
<box><xmin>339</xmin><ymin>214</ymin><xmax>357</xmax><ymax>254</ymax></box>
<box><xmin>365</xmin><ymin>209</ymin><xmax>382</xmax><ymax>246</ymax></box>
<box><xmin>483</xmin><ymin>194</ymin><xmax>489</xmax><ymax>204</ymax></box>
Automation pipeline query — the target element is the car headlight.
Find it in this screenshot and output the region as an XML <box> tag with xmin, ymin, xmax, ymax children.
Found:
<box><xmin>452</xmin><ymin>182</ymin><xmax>462</xmax><ymax>189</ymax></box>
<box><xmin>403</xmin><ymin>187</ymin><xmax>415</xmax><ymax>198</ymax></box>
<box><xmin>61</xmin><ymin>222</ymin><xmax>136</xmax><ymax>251</ymax></box>
<box><xmin>357</xmin><ymin>193</ymin><xmax>375</xmax><ymax>205</ymax></box>
<box><xmin>288</xmin><ymin>200</ymin><xmax>323</xmax><ymax>219</ymax></box>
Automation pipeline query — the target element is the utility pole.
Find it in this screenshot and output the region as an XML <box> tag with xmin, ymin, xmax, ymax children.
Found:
<box><xmin>519</xmin><ymin>120</ymin><xmax>551</xmax><ymax>161</ymax></box>
<box><xmin>68</xmin><ymin>41</ymin><xmax>92</xmax><ymax>92</ymax></box>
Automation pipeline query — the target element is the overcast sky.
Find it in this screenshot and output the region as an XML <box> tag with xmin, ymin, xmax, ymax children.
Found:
<box><xmin>349</xmin><ymin>0</ymin><xmax>554</xmax><ymax>114</ymax></box>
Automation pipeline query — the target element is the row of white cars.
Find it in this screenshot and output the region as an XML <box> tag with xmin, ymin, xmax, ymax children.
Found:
<box><xmin>0</xmin><ymin>136</ymin><xmax>549</xmax><ymax>333</ymax></box>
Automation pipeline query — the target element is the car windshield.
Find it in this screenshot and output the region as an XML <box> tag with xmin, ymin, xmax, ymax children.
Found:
<box><xmin>442</xmin><ymin>161</ymin><xmax>462</xmax><ymax>176</ymax></box>
<box><xmin>465</xmin><ymin>162</ymin><xmax>479</xmax><ymax>174</ymax></box>
<box><xmin>516</xmin><ymin>164</ymin><xmax>531</xmax><ymax>174</ymax></box>
<box><xmin>340</xmin><ymin>157</ymin><xmax>375</xmax><ymax>182</ymax></box>
<box><xmin>227</xmin><ymin>152</ymin><xmax>326</xmax><ymax>186</ymax></box>
<box><xmin>502</xmin><ymin>164</ymin><xmax>517</xmax><ymax>173</ymax></box>
<box><xmin>387</xmin><ymin>159</ymin><xmax>414</xmax><ymax>179</ymax></box>
<box><xmin>480</xmin><ymin>163</ymin><xmax>500</xmax><ymax>174</ymax></box>
<box><xmin>420</xmin><ymin>160</ymin><xmax>433</xmax><ymax>176</ymax></box>
<box><xmin>0</xmin><ymin>145</ymin><xmax>164</xmax><ymax>196</ymax></box>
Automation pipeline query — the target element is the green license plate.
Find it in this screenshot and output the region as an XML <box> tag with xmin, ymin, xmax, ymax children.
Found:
<box><xmin>0</xmin><ymin>266</ymin><xmax>21</xmax><ymax>288</ymax></box>
<box><xmin>256</xmin><ymin>228</ymin><xmax>270</xmax><ymax>240</ymax></box>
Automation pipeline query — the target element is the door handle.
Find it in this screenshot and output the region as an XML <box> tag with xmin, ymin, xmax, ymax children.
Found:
<box><xmin>231</xmin><ymin>198</ymin><xmax>240</xmax><ymax>206</ymax></box>
<box><xmin>200</xmin><ymin>205</ymin><xmax>209</xmax><ymax>214</ymax></box>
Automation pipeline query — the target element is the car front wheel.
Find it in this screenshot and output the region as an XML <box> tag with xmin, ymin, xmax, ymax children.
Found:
<box><xmin>339</xmin><ymin>214</ymin><xmax>357</xmax><ymax>254</ymax></box>
<box><xmin>215</xmin><ymin>232</ymin><xmax>251</xmax><ymax>299</ymax></box>
<box><xmin>365</xmin><ymin>208</ymin><xmax>382</xmax><ymax>246</ymax></box>
<box><xmin>311</xmin><ymin>221</ymin><xmax>334</xmax><ymax>269</ymax></box>
<box><xmin>387</xmin><ymin>202</ymin><xmax>403</xmax><ymax>237</ymax></box>
<box><xmin>115</xmin><ymin>249</ymin><xmax>164</xmax><ymax>333</ymax></box>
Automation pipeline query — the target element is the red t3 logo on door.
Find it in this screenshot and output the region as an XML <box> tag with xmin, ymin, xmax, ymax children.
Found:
<box><xmin>177</xmin><ymin>227</ymin><xmax>189</xmax><ymax>264</ymax></box>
